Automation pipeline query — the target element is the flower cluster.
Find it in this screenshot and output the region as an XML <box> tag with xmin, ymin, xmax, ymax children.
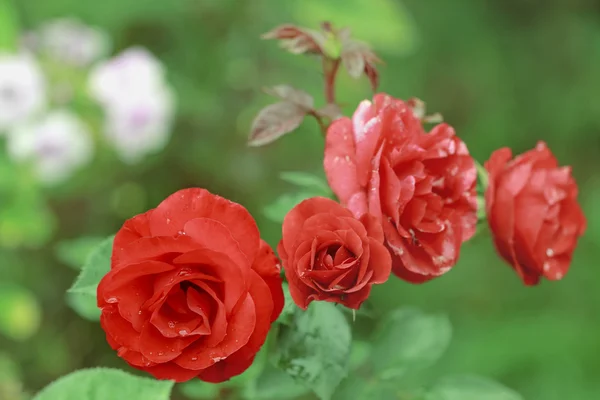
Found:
<box><xmin>95</xmin><ymin>21</ymin><xmax>586</xmax><ymax>385</ymax></box>
<box><xmin>0</xmin><ymin>18</ymin><xmax>175</xmax><ymax>185</ymax></box>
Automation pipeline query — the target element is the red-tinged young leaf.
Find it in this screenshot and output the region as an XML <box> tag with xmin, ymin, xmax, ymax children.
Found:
<box><xmin>248</xmin><ymin>102</ymin><xmax>306</xmax><ymax>147</ymax></box>
<box><xmin>263</xmin><ymin>85</ymin><xmax>314</xmax><ymax>111</ymax></box>
<box><xmin>340</xmin><ymin>38</ymin><xmax>382</xmax><ymax>91</ymax></box>
<box><xmin>341</xmin><ymin>48</ymin><xmax>365</xmax><ymax>78</ymax></box>
<box><xmin>364</xmin><ymin>62</ymin><xmax>379</xmax><ymax>92</ymax></box>
<box><xmin>336</xmin><ymin>27</ymin><xmax>352</xmax><ymax>43</ymax></box>
<box><xmin>261</xmin><ymin>24</ymin><xmax>325</xmax><ymax>56</ymax></box>
<box><xmin>316</xmin><ymin>103</ymin><xmax>344</xmax><ymax>121</ymax></box>
<box><xmin>407</xmin><ymin>97</ymin><xmax>426</xmax><ymax>119</ymax></box>
<box><xmin>423</xmin><ymin>112</ymin><xmax>444</xmax><ymax>124</ymax></box>
<box><xmin>407</xmin><ymin>98</ymin><xmax>444</xmax><ymax>124</ymax></box>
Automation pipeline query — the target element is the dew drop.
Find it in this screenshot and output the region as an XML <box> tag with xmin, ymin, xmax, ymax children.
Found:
<box><xmin>178</xmin><ymin>268</ymin><xmax>192</xmax><ymax>276</ymax></box>
<box><xmin>543</xmin><ymin>262</ymin><xmax>551</xmax><ymax>272</ymax></box>
<box><xmin>212</xmin><ymin>356</ymin><xmax>227</xmax><ymax>362</ymax></box>
<box><xmin>106</xmin><ymin>297</ymin><xmax>118</xmax><ymax>304</ymax></box>
<box><xmin>166</xmin><ymin>218</ymin><xmax>171</xmax><ymax>224</ymax></box>
<box><xmin>117</xmin><ymin>347</ymin><xmax>128</xmax><ymax>357</ymax></box>
<box><xmin>546</xmin><ymin>248</ymin><xmax>554</xmax><ymax>257</ymax></box>
<box><xmin>158</xmin><ymin>352</ymin><xmax>164</xmax><ymax>356</ymax></box>
<box><xmin>149</xmin><ymin>352</ymin><xmax>153</xmax><ymax>355</ymax></box>
<box><xmin>138</xmin><ymin>311</ymin><xmax>142</xmax><ymax>315</ymax></box>
<box><xmin>168</xmin><ymin>321</ymin><xmax>175</xmax><ymax>328</ymax></box>
<box><xmin>178</xmin><ymin>230</ymin><xmax>186</xmax><ymax>236</ymax></box>
<box><xmin>179</xmin><ymin>329</ymin><xmax>189</xmax><ymax>337</ymax></box>
<box><xmin>191</xmin><ymin>357</ymin><xmax>198</xmax><ymax>361</ymax></box>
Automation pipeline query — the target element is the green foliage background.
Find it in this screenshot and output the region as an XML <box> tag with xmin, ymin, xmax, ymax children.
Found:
<box><xmin>1</xmin><ymin>0</ymin><xmax>599</xmax><ymax>399</ymax></box>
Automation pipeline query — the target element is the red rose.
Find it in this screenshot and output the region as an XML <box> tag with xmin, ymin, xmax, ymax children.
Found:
<box><xmin>278</xmin><ymin>197</ymin><xmax>391</xmax><ymax>309</ymax></box>
<box><xmin>97</xmin><ymin>188</ymin><xmax>284</xmax><ymax>383</ymax></box>
<box><xmin>324</xmin><ymin>94</ymin><xmax>477</xmax><ymax>283</ymax></box>
<box><xmin>484</xmin><ymin>142</ymin><xmax>586</xmax><ymax>285</ymax></box>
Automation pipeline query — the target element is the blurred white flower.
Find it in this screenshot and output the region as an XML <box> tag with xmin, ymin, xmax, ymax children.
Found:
<box><xmin>88</xmin><ymin>47</ymin><xmax>166</xmax><ymax>105</ymax></box>
<box><xmin>0</xmin><ymin>53</ymin><xmax>46</xmax><ymax>132</ymax></box>
<box><xmin>88</xmin><ymin>47</ymin><xmax>175</xmax><ymax>163</ymax></box>
<box><xmin>103</xmin><ymin>87</ymin><xmax>175</xmax><ymax>163</ymax></box>
<box><xmin>7</xmin><ymin>110</ymin><xmax>93</xmax><ymax>185</ymax></box>
<box><xmin>37</xmin><ymin>18</ymin><xmax>110</xmax><ymax>67</ymax></box>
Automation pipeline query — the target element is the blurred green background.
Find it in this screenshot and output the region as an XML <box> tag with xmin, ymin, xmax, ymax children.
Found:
<box><xmin>1</xmin><ymin>0</ymin><xmax>599</xmax><ymax>399</ymax></box>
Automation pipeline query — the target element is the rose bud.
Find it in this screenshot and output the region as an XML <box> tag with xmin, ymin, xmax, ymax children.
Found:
<box><xmin>484</xmin><ymin>142</ymin><xmax>586</xmax><ymax>285</ymax></box>
<box><xmin>97</xmin><ymin>188</ymin><xmax>284</xmax><ymax>383</ymax></box>
<box><xmin>278</xmin><ymin>197</ymin><xmax>391</xmax><ymax>310</ymax></box>
<box><xmin>324</xmin><ymin>94</ymin><xmax>477</xmax><ymax>283</ymax></box>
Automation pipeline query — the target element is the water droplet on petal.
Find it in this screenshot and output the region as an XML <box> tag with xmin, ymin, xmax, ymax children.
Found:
<box><xmin>168</xmin><ymin>321</ymin><xmax>175</xmax><ymax>328</ymax></box>
<box><xmin>178</xmin><ymin>230</ymin><xmax>186</xmax><ymax>236</ymax></box>
<box><xmin>106</xmin><ymin>297</ymin><xmax>118</xmax><ymax>304</ymax></box>
<box><xmin>179</xmin><ymin>329</ymin><xmax>188</xmax><ymax>336</ymax></box>
<box><xmin>166</xmin><ymin>218</ymin><xmax>171</xmax><ymax>224</ymax></box>
<box><xmin>138</xmin><ymin>310</ymin><xmax>142</xmax><ymax>315</ymax></box>
<box><xmin>546</xmin><ymin>248</ymin><xmax>554</xmax><ymax>257</ymax></box>
<box><xmin>158</xmin><ymin>352</ymin><xmax>164</xmax><ymax>356</ymax></box>
<box><xmin>191</xmin><ymin>357</ymin><xmax>198</xmax><ymax>361</ymax></box>
<box><xmin>117</xmin><ymin>347</ymin><xmax>128</xmax><ymax>357</ymax></box>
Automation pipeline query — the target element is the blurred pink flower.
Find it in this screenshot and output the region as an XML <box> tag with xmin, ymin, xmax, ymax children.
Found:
<box><xmin>36</xmin><ymin>18</ymin><xmax>110</xmax><ymax>67</ymax></box>
<box><xmin>88</xmin><ymin>47</ymin><xmax>175</xmax><ymax>162</ymax></box>
<box><xmin>0</xmin><ymin>53</ymin><xmax>46</xmax><ymax>131</ymax></box>
<box><xmin>7</xmin><ymin>110</ymin><xmax>93</xmax><ymax>184</ymax></box>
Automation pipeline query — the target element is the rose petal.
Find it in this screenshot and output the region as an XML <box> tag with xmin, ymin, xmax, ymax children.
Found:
<box><xmin>174</xmin><ymin>293</ymin><xmax>256</xmax><ymax>370</ymax></box>
<box><xmin>183</xmin><ymin>218</ymin><xmax>250</xmax><ymax>269</ymax></box>
<box><xmin>112</xmin><ymin>212</ymin><xmax>153</xmax><ymax>265</ymax></box>
<box><xmin>149</xmin><ymin>188</ymin><xmax>260</xmax><ymax>263</ymax></box>
<box><xmin>144</xmin><ymin>362</ymin><xmax>200</xmax><ymax>383</ymax></box>
<box><xmin>324</xmin><ymin>118</ymin><xmax>366</xmax><ymax>214</ymax></box>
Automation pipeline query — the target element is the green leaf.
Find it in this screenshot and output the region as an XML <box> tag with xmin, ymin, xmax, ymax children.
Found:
<box><xmin>279</xmin><ymin>171</ymin><xmax>331</xmax><ymax>195</ymax></box>
<box><xmin>426</xmin><ymin>375</ymin><xmax>523</xmax><ymax>400</ymax></box>
<box><xmin>274</xmin><ymin>302</ymin><xmax>352</xmax><ymax>400</ymax></box>
<box><xmin>276</xmin><ymin>282</ymin><xmax>297</xmax><ymax>326</ymax></box>
<box><xmin>181</xmin><ymin>331</ymin><xmax>286</xmax><ymax>399</ymax></box>
<box><xmin>0</xmin><ymin>284</ymin><xmax>42</xmax><ymax>341</ymax></box>
<box><xmin>371</xmin><ymin>308</ymin><xmax>452</xmax><ymax>380</ymax></box>
<box><xmin>0</xmin><ymin>0</ymin><xmax>19</xmax><ymax>51</ymax></box>
<box><xmin>263</xmin><ymin>192</ymin><xmax>314</xmax><ymax>223</ymax></box>
<box><xmin>476</xmin><ymin>195</ymin><xmax>486</xmax><ymax>221</ymax></box>
<box><xmin>54</xmin><ymin>237</ymin><xmax>106</xmax><ymax>270</ymax></box>
<box><xmin>67</xmin><ymin>236</ymin><xmax>114</xmax><ymax>321</ymax></box>
<box><xmin>65</xmin><ymin>292</ymin><xmax>100</xmax><ymax>321</ymax></box>
<box><xmin>242</xmin><ymin>364</ymin><xmax>311</xmax><ymax>400</ymax></box>
<box><xmin>178</xmin><ymin>381</ymin><xmax>221</xmax><ymax>400</ymax></box>
<box><xmin>348</xmin><ymin>340</ymin><xmax>371</xmax><ymax>371</ymax></box>
<box><xmin>332</xmin><ymin>378</ymin><xmax>402</xmax><ymax>400</ymax></box>
<box><xmin>475</xmin><ymin>159</ymin><xmax>489</xmax><ymax>193</ymax></box>
<box><xmin>33</xmin><ymin>368</ymin><xmax>174</xmax><ymax>400</ymax></box>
